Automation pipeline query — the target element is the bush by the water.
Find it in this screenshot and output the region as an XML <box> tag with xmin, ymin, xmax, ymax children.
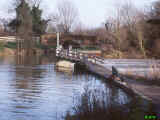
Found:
<box><xmin>4</xmin><ymin>42</ymin><xmax>17</xmax><ymax>49</ymax></box>
<box><xmin>36</xmin><ymin>43</ymin><xmax>56</xmax><ymax>50</ymax></box>
<box><xmin>79</xmin><ymin>46</ymin><xmax>100</xmax><ymax>50</ymax></box>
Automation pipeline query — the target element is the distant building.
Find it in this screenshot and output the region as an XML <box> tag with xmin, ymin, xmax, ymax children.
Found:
<box><xmin>41</xmin><ymin>33</ymin><xmax>98</xmax><ymax>49</ymax></box>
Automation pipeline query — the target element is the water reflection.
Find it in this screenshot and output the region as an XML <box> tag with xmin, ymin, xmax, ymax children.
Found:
<box><xmin>0</xmin><ymin>55</ymin><xmax>131</xmax><ymax>120</ymax></box>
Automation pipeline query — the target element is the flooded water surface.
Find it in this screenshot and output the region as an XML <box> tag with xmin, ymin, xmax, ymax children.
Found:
<box><xmin>0</xmin><ymin>56</ymin><xmax>132</xmax><ymax>120</ymax></box>
<box><xmin>101</xmin><ymin>59</ymin><xmax>160</xmax><ymax>78</ymax></box>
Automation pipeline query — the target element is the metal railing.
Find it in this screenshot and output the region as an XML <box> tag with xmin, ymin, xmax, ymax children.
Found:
<box><xmin>56</xmin><ymin>48</ymin><xmax>104</xmax><ymax>64</ymax></box>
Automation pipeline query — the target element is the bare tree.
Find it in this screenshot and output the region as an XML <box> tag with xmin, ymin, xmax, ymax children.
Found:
<box><xmin>73</xmin><ymin>22</ymin><xmax>85</xmax><ymax>34</ymax></box>
<box><xmin>105</xmin><ymin>1</ymin><xmax>143</xmax><ymax>51</ymax></box>
<box><xmin>0</xmin><ymin>18</ymin><xmax>10</xmax><ymax>32</ymax></box>
<box><xmin>29</xmin><ymin>0</ymin><xmax>42</xmax><ymax>7</ymax></box>
<box><xmin>55</xmin><ymin>0</ymin><xmax>78</xmax><ymax>33</ymax></box>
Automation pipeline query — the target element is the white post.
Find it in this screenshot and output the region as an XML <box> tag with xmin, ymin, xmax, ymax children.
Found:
<box><xmin>57</xmin><ymin>32</ymin><xmax>60</xmax><ymax>49</ymax></box>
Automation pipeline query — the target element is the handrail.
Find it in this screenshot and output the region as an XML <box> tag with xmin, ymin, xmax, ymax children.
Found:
<box><xmin>56</xmin><ymin>49</ymin><xmax>104</xmax><ymax>64</ymax></box>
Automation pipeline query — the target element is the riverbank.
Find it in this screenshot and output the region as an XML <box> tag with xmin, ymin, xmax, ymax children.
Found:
<box><xmin>0</xmin><ymin>42</ymin><xmax>50</xmax><ymax>56</ymax></box>
<box><xmin>0</xmin><ymin>47</ymin><xmax>45</xmax><ymax>56</ymax></box>
<box><xmin>0</xmin><ymin>42</ymin><xmax>157</xmax><ymax>59</ymax></box>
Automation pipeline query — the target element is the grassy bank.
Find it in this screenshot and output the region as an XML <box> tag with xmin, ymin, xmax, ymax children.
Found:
<box><xmin>0</xmin><ymin>42</ymin><xmax>52</xmax><ymax>56</ymax></box>
<box><xmin>64</xmin><ymin>86</ymin><xmax>157</xmax><ymax>120</ymax></box>
<box><xmin>102</xmin><ymin>50</ymin><xmax>147</xmax><ymax>59</ymax></box>
<box><xmin>0</xmin><ymin>42</ymin><xmax>17</xmax><ymax>50</ymax></box>
<box><xmin>0</xmin><ymin>42</ymin><xmax>16</xmax><ymax>56</ymax></box>
<box><xmin>36</xmin><ymin>43</ymin><xmax>56</xmax><ymax>50</ymax></box>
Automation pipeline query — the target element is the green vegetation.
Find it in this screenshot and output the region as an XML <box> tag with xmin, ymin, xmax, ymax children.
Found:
<box><xmin>4</xmin><ymin>42</ymin><xmax>17</xmax><ymax>49</ymax></box>
<box><xmin>8</xmin><ymin>0</ymin><xmax>49</xmax><ymax>34</ymax></box>
<box><xmin>36</xmin><ymin>43</ymin><xmax>56</xmax><ymax>50</ymax></box>
<box><xmin>79</xmin><ymin>46</ymin><xmax>100</xmax><ymax>51</ymax></box>
<box><xmin>31</xmin><ymin>5</ymin><xmax>49</xmax><ymax>34</ymax></box>
<box><xmin>0</xmin><ymin>42</ymin><xmax>17</xmax><ymax>51</ymax></box>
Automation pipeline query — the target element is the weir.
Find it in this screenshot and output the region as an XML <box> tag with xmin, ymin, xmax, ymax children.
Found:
<box><xmin>56</xmin><ymin>33</ymin><xmax>160</xmax><ymax>114</ymax></box>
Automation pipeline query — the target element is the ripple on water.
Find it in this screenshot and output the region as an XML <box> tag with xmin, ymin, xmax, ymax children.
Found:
<box><xmin>0</xmin><ymin>56</ymin><xmax>131</xmax><ymax>120</ymax></box>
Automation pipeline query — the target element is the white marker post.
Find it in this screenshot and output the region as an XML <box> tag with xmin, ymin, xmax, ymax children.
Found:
<box><xmin>57</xmin><ymin>32</ymin><xmax>60</xmax><ymax>49</ymax></box>
<box><xmin>56</xmin><ymin>32</ymin><xmax>60</xmax><ymax>56</ymax></box>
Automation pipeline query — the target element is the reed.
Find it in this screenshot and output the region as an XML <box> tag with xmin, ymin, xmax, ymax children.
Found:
<box><xmin>64</xmin><ymin>85</ymin><xmax>156</xmax><ymax>120</ymax></box>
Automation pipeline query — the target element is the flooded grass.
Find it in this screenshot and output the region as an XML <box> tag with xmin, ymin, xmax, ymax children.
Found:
<box><xmin>64</xmin><ymin>85</ymin><xmax>158</xmax><ymax>120</ymax></box>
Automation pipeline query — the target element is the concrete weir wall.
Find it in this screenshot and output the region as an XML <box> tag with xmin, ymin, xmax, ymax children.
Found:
<box><xmin>83</xmin><ymin>61</ymin><xmax>160</xmax><ymax>114</ymax></box>
<box><xmin>84</xmin><ymin>61</ymin><xmax>137</xmax><ymax>96</ymax></box>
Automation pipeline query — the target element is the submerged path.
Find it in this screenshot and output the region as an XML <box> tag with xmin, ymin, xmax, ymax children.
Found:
<box><xmin>85</xmin><ymin>60</ymin><xmax>160</xmax><ymax>113</ymax></box>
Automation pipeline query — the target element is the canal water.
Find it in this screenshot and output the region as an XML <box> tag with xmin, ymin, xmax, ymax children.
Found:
<box><xmin>0</xmin><ymin>55</ymin><xmax>131</xmax><ymax>120</ymax></box>
<box><xmin>0</xmin><ymin>56</ymin><xmax>157</xmax><ymax>120</ymax></box>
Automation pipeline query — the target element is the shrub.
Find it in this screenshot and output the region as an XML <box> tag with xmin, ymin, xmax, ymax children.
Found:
<box><xmin>4</xmin><ymin>42</ymin><xmax>17</xmax><ymax>49</ymax></box>
<box><xmin>79</xmin><ymin>46</ymin><xmax>100</xmax><ymax>50</ymax></box>
<box><xmin>36</xmin><ymin>43</ymin><xmax>56</xmax><ymax>50</ymax></box>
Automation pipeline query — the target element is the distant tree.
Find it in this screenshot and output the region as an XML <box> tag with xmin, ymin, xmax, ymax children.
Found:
<box><xmin>16</xmin><ymin>0</ymin><xmax>33</xmax><ymax>55</ymax></box>
<box><xmin>0</xmin><ymin>18</ymin><xmax>10</xmax><ymax>32</ymax></box>
<box><xmin>7</xmin><ymin>0</ymin><xmax>33</xmax><ymax>55</ymax></box>
<box><xmin>31</xmin><ymin>5</ymin><xmax>49</xmax><ymax>34</ymax></box>
<box><xmin>54</xmin><ymin>0</ymin><xmax>78</xmax><ymax>33</ymax></box>
<box><xmin>145</xmin><ymin>0</ymin><xmax>160</xmax><ymax>57</ymax></box>
<box><xmin>105</xmin><ymin>1</ymin><xmax>144</xmax><ymax>51</ymax></box>
<box><xmin>8</xmin><ymin>0</ymin><xmax>49</xmax><ymax>34</ymax></box>
<box><xmin>8</xmin><ymin>0</ymin><xmax>31</xmax><ymax>33</ymax></box>
<box><xmin>73</xmin><ymin>22</ymin><xmax>86</xmax><ymax>34</ymax></box>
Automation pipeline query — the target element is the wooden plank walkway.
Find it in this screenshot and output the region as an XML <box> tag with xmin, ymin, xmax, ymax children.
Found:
<box><xmin>56</xmin><ymin>48</ymin><xmax>160</xmax><ymax>113</ymax></box>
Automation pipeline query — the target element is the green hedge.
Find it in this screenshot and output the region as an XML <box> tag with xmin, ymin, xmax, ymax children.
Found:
<box><xmin>79</xmin><ymin>46</ymin><xmax>100</xmax><ymax>50</ymax></box>
<box><xmin>36</xmin><ymin>43</ymin><xmax>56</xmax><ymax>49</ymax></box>
<box><xmin>4</xmin><ymin>42</ymin><xmax>17</xmax><ymax>49</ymax></box>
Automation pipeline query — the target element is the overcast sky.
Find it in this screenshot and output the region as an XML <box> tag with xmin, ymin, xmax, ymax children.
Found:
<box><xmin>0</xmin><ymin>0</ymin><xmax>157</xmax><ymax>28</ymax></box>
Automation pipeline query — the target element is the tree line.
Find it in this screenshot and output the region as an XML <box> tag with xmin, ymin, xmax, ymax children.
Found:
<box><xmin>0</xmin><ymin>0</ymin><xmax>160</xmax><ymax>58</ymax></box>
<box><xmin>73</xmin><ymin>0</ymin><xmax>160</xmax><ymax>58</ymax></box>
